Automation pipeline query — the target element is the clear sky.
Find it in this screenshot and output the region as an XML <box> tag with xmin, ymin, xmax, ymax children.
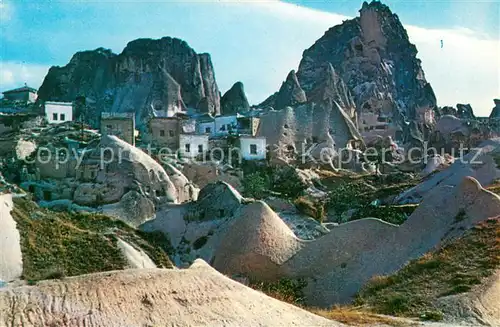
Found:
<box><xmin>1</xmin><ymin>0</ymin><xmax>499</xmax><ymax>116</ymax></box>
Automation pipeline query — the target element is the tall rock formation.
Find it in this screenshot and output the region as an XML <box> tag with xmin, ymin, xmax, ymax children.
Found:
<box><xmin>274</xmin><ymin>70</ymin><xmax>307</xmax><ymax>110</ymax></box>
<box><xmin>220</xmin><ymin>81</ymin><xmax>250</xmax><ymax>115</ymax></box>
<box><xmin>262</xmin><ymin>1</ymin><xmax>437</xmax><ymax>143</ymax></box>
<box><xmin>38</xmin><ymin>37</ymin><xmax>221</xmax><ymax>128</ymax></box>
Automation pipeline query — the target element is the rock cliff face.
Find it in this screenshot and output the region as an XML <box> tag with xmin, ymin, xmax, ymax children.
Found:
<box><xmin>262</xmin><ymin>1</ymin><xmax>437</xmax><ymax>143</ymax></box>
<box><xmin>38</xmin><ymin>37</ymin><xmax>221</xmax><ymax>128</ymax></box>
<box><xmin>220</xmin><ymin>82</ymin><xmax>250</xmax><ymax>114</ymax></box>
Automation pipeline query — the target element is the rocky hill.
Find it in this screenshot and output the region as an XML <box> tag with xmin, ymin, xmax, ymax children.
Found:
<box><xmin>261</xmin><ymin>0</ymin><xmax>436</xmax><ymax>144</ymax></box>
<box><xmin>37</xmin><ymin>38</ymin><xmax>221</xmax><ymax>128</ymax></box>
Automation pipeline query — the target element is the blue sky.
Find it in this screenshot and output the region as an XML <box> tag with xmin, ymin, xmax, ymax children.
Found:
<box><xmin>1</xmin><ymin>0</ymin><xmax>499</xmax><ymax>116</ymax></box>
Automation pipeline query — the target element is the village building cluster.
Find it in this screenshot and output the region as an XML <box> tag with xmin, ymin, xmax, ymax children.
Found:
<box><xmin>0</xmin><ymin>84</ymin><xmax>269</xmax><ymax>165</ymax></box>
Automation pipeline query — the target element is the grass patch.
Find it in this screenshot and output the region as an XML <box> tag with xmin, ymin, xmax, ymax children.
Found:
<box><xmin>310</xmin><ymin>306</ymin><xmax>411</xmax><ymax>326</ymax></box>
<box><xmin>355</xmin><ymin>217</ymin><xmax>500</xmax><ymax>320</ymax></box>
<box><xmin>325</xmin><ymin>173</ymin><xmax>420</xmax><ymax>224</ymax></box>
<box><xmin>12</xmin><ymin>197</ymin><xmax>173</xmax><ymax>281</ymax></box>
<box><xmin>351</xmin><ymin>204</ymin><xmax>418</xmax><ymax>225</ymax></box>
<box><xmin>249</xmin><ymin>278</ymin><xmax>307</xmax><ymax>305</ymax></box>
<box><xmin>248</xmin><ymin>277</ymin><xmax>409</xmax><ymax>326</ymax></box>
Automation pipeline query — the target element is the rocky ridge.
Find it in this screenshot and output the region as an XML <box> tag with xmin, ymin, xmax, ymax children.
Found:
<box><xmin>38</xmin><ymin>38</ymin><xmax>221</xmax><ymax>128</ymax></box>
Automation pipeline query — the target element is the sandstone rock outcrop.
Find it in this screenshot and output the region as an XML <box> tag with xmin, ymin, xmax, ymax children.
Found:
<box><xmin>396</xmin><ymin>138</ymin><xmax>500</xmax><ymax>204</ymax></box>
<box><xmin>220</xmin><ymin>81</ymin><xmax>250</xmax><ymax>114</ymax></box>
<box><xmin>274</xmin><ymin>70</ymin><xmax>307</xmax><ymax>110</ymax></box>
<box><xmin>212</xmin><ymin>176</ymin><xmax>500</xmax><ymax>308</ymax></box>
<box><xmin>38</xmin><ymin>37</ymin><xmax>221</xmax><ymax>128</ymax></box>
<box><xmin>257</xmin><ymin>101</ymin><xmax>363</xmax><ymax>163</ymax></box>
<box><xmin>262</xmin><ymin>1</ymin><xmax>437</xmax><ymax>143</ymax></box>
<box><xmin>0</xmin><ymin>260</ymin><xmax>339</xmax><ymax>327</ymax></box>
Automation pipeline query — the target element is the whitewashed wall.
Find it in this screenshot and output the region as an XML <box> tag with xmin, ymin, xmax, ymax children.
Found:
<box><xmin>240</xmin><ymin>137</ymin><xmax>266</xmax><ymax>160</ymax></box>
<box><xmin>45</xmin><ymin>102</ymin><xmax>73</xmax><ymax>124</ymax></box>
<box><xmin>179</xmin><ymin>134</ymin><xmax>209</xmax><ymax>158</ymax></box>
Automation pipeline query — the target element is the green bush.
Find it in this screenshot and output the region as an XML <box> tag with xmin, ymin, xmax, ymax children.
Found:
<box><xmin>242</xmin><ymin>172</ymin><xmax>270</xmax><ymax>199</ymax></box>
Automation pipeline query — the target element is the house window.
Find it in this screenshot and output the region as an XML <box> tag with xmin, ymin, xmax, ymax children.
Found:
<box><xmin>250</xmin><ymin>144</ymin><xmax>257</xmax><ymax>155</ymax></box>
<box><xmin>205</xmin><ymin>127</ymin><xmax>211</xmax><ymax>133</ymax></box>
<box><xmin>52</xmin><ymin>113</ymin><xmax>58</xmax><ymax>121</ymax></box>
<box><xmin>106</xmin><ymin>125</ymin><xmax>112</xmax><ymax>130</ymax></box>
<box><xmin>90</xmin><ymin>171</ymin><xmax>96</xmax><ymax>179</ymax></box>
<box><xmin>185</xmin><ymin>143</ymin><xmax>191</xmax><ymax>153</ymax></box>
<box><xmin>198</xmin><ymin>144</ymin><xmax>204</xmax><ymax>153</ymax></box>
<box><xmin>169</xmin><ymin>130</ymin><xmax>174</xmax><ymax>137</ymax></box>
<box><xmin>60</xmin><ymin>113</ymin><xmax>65</xmax><ymax>121</ymax></box>
<box><xmin>160</xmin><ymin>130</ymin><xmax>165</xmax><ymax>137</ymax></box>
<box><xmin>220</xmin><ymin>124</ymin><xmax>226</xmax><ymax>131</ymax></box>
<box><xmin>80</xmin><ymin>171</ymin><xmax>84</xmax><ymax>179</ymax></box>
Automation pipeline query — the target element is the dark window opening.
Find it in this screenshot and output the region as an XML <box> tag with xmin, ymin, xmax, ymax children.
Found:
<box><xmin>43</xmin><ymin>190</ymin><xmax>52</xmax><ymax>201</ymax></box>
<box><xmin>169</xmin><ymin>130</ymin><xmax>175</xmax><ymax>137</ymax></box>
<box><xmin>80</xmin><ymin>171</ymin><xmax>84</xmax><ymax>179</ymax></box>
<box><xmin>90</xmin><ymin>171</ymin><xmax>96</xmax><ymax>179</ymax></box>
<box><xmin>52</xmin><ymin>113</ymin><xmax>58</xmax><ymax>121</ymax></box>
<box><xmin>106</xmin><ymin>125</ymin><xmax>112</xmax><ymax>130</ymax></box>
<box><xmin>28</xmin><ymin>185</ymin><xmax>35</xmax><ymax>193</ymax></box>
<box><xmin>60</xmin><ymin>113</ymin><xmax>65</xmax><ymax>121</ymax></box>
<box><xmin>205</xmin><ymin>127</ymin><xmax>211</xmax><ymax>133</ymax></box>
<box><xmin>185</xmin><ymin>144</ymin><xmax>191</xmax><ymax>153</ymax></box>
<box><xmin>284</xmin><ymin>124</ymin><xmax>289</xmax><ymax>129</ymax></box>
<box><xmin>220</xmin><ymin>125</ymin><xmax>226</xmax><ymax>131</ymax></box>
<box><xmin>250</xmin><ymin>144</ymin><xmax>257</xmax><ymax>155</ymax></box>
<box><xmin>219</xmin><ymin>209</ymin><xmax>225</xmax><ymax>217</ymax></box>
<box><xmin>312</xmin><ymin>136</ymin><xmax>318</xmax><ymax>143</ymax></box>
<box><xmin>160</xmin><ymin>130</ymin><xmax>165</xmax><ymax>137</ymax></box>
<box><xmin>198</xmin><ymin>144</ymin><xmax>203</xmax><ymax>153</ymax></box>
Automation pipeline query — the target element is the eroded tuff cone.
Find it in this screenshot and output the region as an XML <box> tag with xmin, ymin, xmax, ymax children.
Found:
<box><xmin>307</xmin><ymin>63</ymin><xmax>356</xmax><ymax>117</ymax></box>
<box><xmin>274</xmin><ymin>70</ymin><xmax>307</xmax><ymax>110</ymax></box>
<box><xmin>38</xmin><ymin>37</ymin><xmax>221</xmax><ymax>127</ymax></box>
<box><xmin>220</xmin><ymin>81</ymin><xmax>250</xmax><ymax>114</ymax></box>
<box><xmin>490</xmin><ymin>99</ymin><xmax>500</xmax><ymax>120</ymax></box>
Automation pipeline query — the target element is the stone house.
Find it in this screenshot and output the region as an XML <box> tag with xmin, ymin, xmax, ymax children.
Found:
<box><xmin>237</xmin><ymin>116</ymin><xmax>260</xmax><ymax>136</ymax></box>
<box><xmin>149</xmin><ymin>117</ymin><xmax>182</xmax><ymax>150</ymax></box>
<box><xmin>179</xmin><ymin>134</ymin><xmax>209</xmax><ymax>159</ymax></box>
<box><xmin>239</xmin><ymin>136</ymin><xmax>267</xmax><ymax>160</ymax></box>
<box><xmin>2</xmin><ymin>85</ymin><xmax>38</xmax><ymax>103</ymax></box>
<box><xmin>100</xmin><ymin>112</ymin><xmax>135</xmax><ymax>146</ymax></box>
<box><xmin>214</xmin><ymin>114</ymin><xmax>238</xmax><ymax>135</ymax></box>
<box><xmin>45</xmin><ymin>101</ymin><xmax>73</xmax><ymax>124</ymax></box>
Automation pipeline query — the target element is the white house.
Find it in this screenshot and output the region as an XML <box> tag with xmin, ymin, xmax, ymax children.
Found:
<box><xmin>239</xmin><ymin>136</ymin><xmax>267</xmax><ymax>160</ymax></box>
<box><xmin>45</xmin><ymin>101</ymin><xmax>73</xmax><ymax>124</ymax></box>
<box><xmin>214</xmin><ymin>114</ymin><xmax>238</xmax><ymax>135</ymax></box>
<box><xmin>179</xmin><ymin>134</ymin><xmax>209</xmax><ymax>159</ymax></box>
